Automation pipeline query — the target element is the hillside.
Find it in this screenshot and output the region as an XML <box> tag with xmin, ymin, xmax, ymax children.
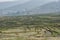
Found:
<box><xmin>0</xmin><ymin>14</ymin><xmax>60</xmax><ymax>40</ymax></box>
<box><xmin>0</xmin><ymin>14</ymin><xmax>60</xmax><ymax>36</ymax></box>
<box><xmin>30</xmin><ymin>1</ymin><xmax>60</xmax><ymax>14</ymax></box>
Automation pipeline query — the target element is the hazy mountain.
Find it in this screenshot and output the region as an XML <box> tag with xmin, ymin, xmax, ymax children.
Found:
<box><xmin>4</xmin><ymin>0</ymin><xmax>50</xmax><ymax>11</ymax></box>
<box><xmin>0</xmin><ymin>0</ymin><xmax>59</xmax><ymax>16</ymax></box>
<box><xmin>31</xmin><ymin>1</ymin><xmax>60</xmax><ymax>14</ymax></box>
<box><xmin>0</xmin><ymin>2</ymin><xmax>18</xmax><ymax>9</ymax></box>
<box><xmin>1</xmin><ymin>0</ymin><xmax>53</xmax><ymax>16</ymax></box>
<box><xmin>0</xmin><ymin>0</ymin><xmax>30</xmax><ymax>9</ymax></box>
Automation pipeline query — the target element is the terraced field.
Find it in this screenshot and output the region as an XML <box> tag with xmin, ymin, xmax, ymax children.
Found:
<box><xmin>0</xmin><ymin>28</ymin><xmax>60</xmax><ymax>40</ymax></box>
<box><xmin>0</xmin><ymin>14</ymin><xmax>60</xmax><ymax>40</ymax></box>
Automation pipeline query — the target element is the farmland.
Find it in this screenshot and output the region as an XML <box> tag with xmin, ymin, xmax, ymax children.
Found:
<box><xmin>0</xmin><ymin>14</ymin><xmax>60</xmax><ymax>40</ymax></box>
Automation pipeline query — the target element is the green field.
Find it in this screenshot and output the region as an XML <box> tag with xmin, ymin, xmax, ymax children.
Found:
<box><xmin>0</xmin><ymin>14</ymin><xmax>60</xmax><ymax>40</ymax></box>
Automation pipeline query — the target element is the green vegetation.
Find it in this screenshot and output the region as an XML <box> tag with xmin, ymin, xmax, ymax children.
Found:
<box><xmin>0</xmin><ymin>14</ymin><xmax>60</xmax><ymax>40</ymax></box>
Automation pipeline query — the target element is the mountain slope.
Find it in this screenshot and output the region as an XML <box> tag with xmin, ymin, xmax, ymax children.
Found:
<box><xmin>31</xmin><ymin>1</ymin><xmax>60</xmax><ymax>13</ymax></box>
<box><xmin>4</xmin><ymin>0</ymin><xmax>48</xmax><ymax>11</ymax></box>
<box><xmin>1</xmin><ymin>0</ymin><xmax>52</xmax><ymax>15</ymax></box>
<box><xmin>0</xmin><ymin>0</ymin><xmax>59</xmax><ymax>16</ymax></box>
<box><xmin>0</xmin><ymin>0</ymin><xmax>30</xmax><ymax>10</ymax></box>
<box><xmin>0</xmin><ymin>2</ymin><xmax>21</xmax><ymax>9</ymax></box>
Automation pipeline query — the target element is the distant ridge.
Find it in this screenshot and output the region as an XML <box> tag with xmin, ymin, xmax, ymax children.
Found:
<box><xmin>0</xmin><ymin>0</ymin><xmax>60</xmax><ymax>16</ymax></box>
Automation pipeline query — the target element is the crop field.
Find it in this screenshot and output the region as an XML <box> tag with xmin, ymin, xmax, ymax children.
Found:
<box><xmin>0</xmin><ymin>14</ymin><xmax>60</xmax><ymax>40</ymax></box>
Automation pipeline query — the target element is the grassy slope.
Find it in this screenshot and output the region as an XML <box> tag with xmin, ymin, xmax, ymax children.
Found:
<box><xmin>0</xmin><ymin>14</ymin><xmax>60</xmax><ymax>40</ymax></box>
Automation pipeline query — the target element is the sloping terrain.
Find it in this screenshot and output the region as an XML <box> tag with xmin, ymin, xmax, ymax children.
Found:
<box><xmin>0</xmin><ymin>0</ymin><xmax>59</xmax><ymax>16</ymax></box>
<box><xmin>0</xmin><ymin>14</ymin><xmax>60</xmax><ymax>40</ymax></box>
<box><xmin>30</xmin><ymin>1</ymin><xmax>60</xmax><ymax>14</ymax></box>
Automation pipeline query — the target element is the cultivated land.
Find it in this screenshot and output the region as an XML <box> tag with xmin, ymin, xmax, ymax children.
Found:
<box><xmin>0</xmin><ymin>14</ymin><xmax>60</xmax><ymax>40</ymax></box>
